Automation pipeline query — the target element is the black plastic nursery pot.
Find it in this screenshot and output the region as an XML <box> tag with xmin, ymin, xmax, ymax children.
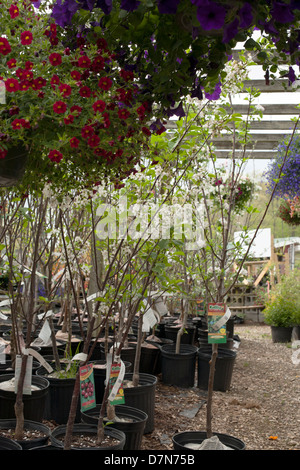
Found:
<box><xmin>160</xmin><ymin>344</ymin><xmax>198</xmax><ymax>388</ymax></box>
<box><xmin>0</xmin><ymin>419</ymin><xmax>51</xmax><ymax>450</ymax></box>
<box><xmin>123</xmin><ymin>373</ymin><xmax>157</xmax><ymax>434</ymax></box>
<box><xmin>139</xmin><ymin>343</ymin><xmax>161</xmax><ymax>375</ymax></box>
<box><xmin>36</xmin><ymin>365</ymin><xmax>81</xmax><ymax>424</ymax></box>
<box><xmin>81</xmin><ymin>404</ymin><xmax>148</xmax><ymax>450</ymax></box>
<box><xmin>0</xmin><ymin>374</ymin><xmax>49</xmax><ymax>422</ymax></box>
<box><xmin>172</xmin><ymin>431</ymin><xmax>245</xmax><ymax>450</ymax></box>
<box><xmin>197</xmin><ymin>347</ymin><xmax>237</xmax><ymax>392</ymax></box>
<box><xmin>164</xmin><ymin>324</ymin><xmax>196</xmax><ymax>345</ymax></box>
<box><xmin>0</xmin><ymin>435</ymin><xmax>22</xmax><ymax>450</ymax></box>
<box><xmin>50</xmin><ymin>423</ymin><xmax>126</xmax><ymax>450</ymax></box>
<box><xmin>271</xmin><ymin>326</ymin><xmax>293</xmax><ymax>343</ymax></box>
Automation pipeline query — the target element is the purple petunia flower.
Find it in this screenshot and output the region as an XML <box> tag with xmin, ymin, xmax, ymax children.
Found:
<box><xmin>52</xmin><ymin>0</ymin><xmax>81</xmax><ymax>27</ymax></box>
<box><xmin>287</xmin><ymin>66</ymin><xmax>297</xmax><ymax>84</ymax></box>
<box><xmin>120</xmin><ymin>0</ymin><xmax>140</xmax><ymax>12</ymax></box>
<box><xmin>222</xmin><ymin>17</ymin><xmax>239</xmax><ymax>43</ymax></box>
<box><xmin>205</xmin><ymin>81</ymin><xmax>222</xmax><ymax>100</ymax></box>
<box><xmin>196</xmin><ymin>1</ymin><xmax>226</xmax><ymax>31</ymax></box>
<box><xmin>271</xmin><ymin>1</ymin><xmax>295</xmax><ymax>23</ymax></box>
<box><xmin>239</xmin><ymin>2</ymin><xmax>253</xmax><ymax>29</ymax></box>
<box><xmin>166</xmin><ymin>101</ymin><xmax>186</xmax><ymax>119</ymax></box>
<box><xmin>157</xmin><ymin>0</ymin><xmax>181</xmax><ymax>14</ymax></box>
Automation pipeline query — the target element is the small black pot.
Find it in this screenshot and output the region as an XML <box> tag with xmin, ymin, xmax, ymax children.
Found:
<box><xmin>123</xmin><ymin>373</ymin><xmax>157</xmax><ymax>434</ymax></box>
<box><xmin>36</xmin><ymin>364</ymin><xmax>80</xmax><ymax>424</ymax></box>
<box><xmin>0</xmin><ymin>419</ymin><xmax>51</xmax><ymax>450</ymax></box>
<box><xmin>172</xmin><ymin>430</ymin><xmax>245</xmax><ymax>450</ymax></box>
<box><xmin>160</xmin><ymin>344</ymin><xmax>198</xmax><ymax>388</ymax></box>
<box><xmin>50</xmin><ymin>423</ymin><xmax>126</xmax><ymax>450</ymax></box>
<box><xmin>0</xmin><ymin>374</ymin><xmax>49</xmax><ymax>422</ymax></box>
<box><xmin>197</xmin><ymin>347</ymin><xmax>236</xmax><ymax>392</ymax></box>
<box><xmin>81</xmin><ymin>404</ymin><xmax>148</xmax><ymax>450</ymax></box>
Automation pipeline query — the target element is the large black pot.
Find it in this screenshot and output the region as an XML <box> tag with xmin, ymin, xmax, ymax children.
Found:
<box><xmin>36</xmin><ymin>364</ymin><xmax>80</xmax><ymax>424</ymax></box>
<box><xmin>0</xmin><ymin>419</ymin><xmax>51</xmax><ymax>450</ymax></box>
<box><xmin>0</xmin><ymin>435</ymin><xmax>22</xmax><ymax>450</ymax></box>
<box><xmin>81</xmin><ymin>404</ymin><xmax>148</xmax><ymax>450</ymax></box>
<box><xmin>197</xmin><ymin>347</ymin><xmax>237</xmax><ymax>392</ymax></box>
<box><xmin>141</xmin><ymin>338</ymin><xmax>173</xmax><ymax>375</ymax></box>
<box><xmin>160</xmin><ymin>344</ymin><xmax>198</xmax><ymax>388</ymax></box>
<box><xmin>172</xmin><ymin>431</ymin><xmax>245</xmax><ymax>450</ymax></box>
<box><xmin>164</xmin><ymin>324</ymin><xmax>196</xmax><ymax>345</ymax></box>
<box><xmin>271</xmin><ymin>326</ymin><xmax>293</xmax><ymax>343</ymax></box>
<box><xmin>50</xmin><ymin>423</ymin><xmax>126</xmax><ymax>450</ymax></box>
<box><xmin>123</xmin><ymin>373</ymin><xmax>157</xmax><ymax>434</ymax></box>
<box><xmin>0</xmin><ymin>374</ymin><xmax>49</xmax><ymax>422</ymax></box>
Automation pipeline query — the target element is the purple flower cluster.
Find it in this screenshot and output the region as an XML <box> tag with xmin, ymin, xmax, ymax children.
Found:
<box><xmin>50</xmin><ymin>0</ymin><xmax>300</xmax><ymax>40</ymax></box>
<box><xmin>265</xmin><ymin>136</ymin><xmax>300</xmax><ymax>199</ymax></box>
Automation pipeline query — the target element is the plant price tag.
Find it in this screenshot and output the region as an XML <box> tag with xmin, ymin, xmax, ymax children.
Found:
<box><xmin>80</xmin><ymin>363</ymin><xmax>96</xmax><ymax>411</ymax></box>
<box><xmin>207</xmin><ymin>303</ymin><xmax>228</xmax><ymax>344</ymax></box>
<box><xmin>14</xmin><ymin>355</ymin><xmax>33</xmax><ymax>395</ymax></box>
<box><xmin>108</xmin><ymin>361</ymin><xmax>125</xmax><ymax>405</ymax></box>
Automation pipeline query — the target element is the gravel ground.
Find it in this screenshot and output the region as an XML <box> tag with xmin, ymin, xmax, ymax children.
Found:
<box><xmin>141</xmin><ymin>322</ymin><xmax>300</xmax><ymax>451</ymax></box>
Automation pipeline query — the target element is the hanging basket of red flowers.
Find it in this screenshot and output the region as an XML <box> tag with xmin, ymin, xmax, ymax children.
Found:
<box><xmin>0</xmin><ymin>1</ymin><xmax>153</xmax><ymax>193</ymax></box>
<box><xmin>278</xmin><ymin>199</ymin><xmax>300</xmax><ymax>226</ymax></box>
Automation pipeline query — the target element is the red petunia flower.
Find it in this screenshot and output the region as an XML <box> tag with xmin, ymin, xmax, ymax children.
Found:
<box><xmin>5</xmin><ymin>78</ymin><xmax>19</xmax><ymax>92</ymax></box>
<box><xmin>25</xmin><ymin>61</ymin><xmax>34</xmax><ymax>70</ymax></box>
<box><xmin>20</xmin><ymin>30</ymin><xmax>33</xmax><ymax>45</ymax></box>
<box><xmin>118</xmin><ymin>108</ymin><xmax>130</xmax><ymax>120</ymax></box>
<box><xmin>7</xmin><ymin>58</ymin><xmax>16</xmax><ymax>69</ymax></box>
<box><xmin>70</xmin><ymin>105</ymin><xmax>82</xmax><ymax>116</ymax></box>
<box><xmin>16</xmin><ymin>68</ymin><xmax>33</xmax><ymax>80</ymax></box>
<box><xmin>59</xmin><ymin>83</ymin><xmax>72</xmax><ymax>97</ymax></box>
<box><xmin>9</xmin><ymin>4</ymin><xmax>19</xmax><ymax>18</ymax></box>
<box><xmin>79</xmin><ymin>86</ymin><xmax>91</xmax><ymax>97</ymax></box>
<box><xmin>77</xmin><ymin>55</ymin><xmax>91</xmax><ymax>68</ymax></box>
<box><xmin>19</xmin><ymin>80</ymin><xmax>31</xmax><ymax>91</ymax></box>
<box><xmin>0</xmin><ymin>148</ymin><xmax>7</xmax><ymax>159</ymax></box>
<box><xmin>120</xmin><ymin>69</ymin><xmax>134</xmax><ymax>82</ymax></box>
<box><xmin>87</xmin><ymin>134</ymin><xmax>100</xmax><ymax>148</ymax></box>
<box><xmin>142</xmin><ymin>126</ymin><xmax>151</xmax><ymax>136</ymax></box>
<box><xmin>71</xmin><ymin>70</ymin><xmax>81</xmax><ymax>81</ymax></box>
<box><xmin>11</xmin><ymin>118</ymin><xmax>30</xmax><ymax>129</ymax></box>
<box><xmin>0</xmin><ymin>37</ymin><xmax>11</xmax><ymax>56</ymax></box>
<box><xmin>91</xmin><ymin>56</ymin><xmax>105</xmax><ymax>72</ymax></box>
<box><xmin>32</xmin><ymin>77</ymin><xmax>47</xmax><ymax>90</ymax></box>
<box><xmin>9</xmin><ymin>106</ymin><xmax>19</xmax><ymax>116</ymax></box>
<box><xmin>98</xmin><ymin>76</ymin><xmax>113</xmax><ymax>91</ymax></box>
<box><xmin>92</xmin><ymin>100</ymin><xmax>106</xmax><ymax>113</ymax></box>
<box><xmin>81</xmin><ymin>125</ymin><xmax>94</xmax><ymax>139</ymax></box>
<box><xmin>64</xmin><ymin>114</ymin><xmax>74</xmax><ymax>125</ymax></box>
<box><xmin>70</xmin><ymin>137</ymin><xmax>80</xmax><ymax>148</ymax></box>
<box><xmin>49</xmin><ymin>52</ymin><xmax>62</xmax><ymax>66</ymax></box>
<box><xmin>50</xmin><ymin>74</ymin><xmax>60</xmax><ymax>88</ymax></box>
<box><xmin>48</xmin><ymin>149</ymin><xmax>63</xmax><ymax>163</ymax></box>
<box><xmin>53</xmin><ymin>100</ymin><xmax>67</xmax><ymax>114</ymax></box>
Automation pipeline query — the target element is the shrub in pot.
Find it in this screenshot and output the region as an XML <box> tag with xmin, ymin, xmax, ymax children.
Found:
<box><xmin>263</xmin><ymin>269</ymin><xmax>300</xmax><ymax>343</ymax></box>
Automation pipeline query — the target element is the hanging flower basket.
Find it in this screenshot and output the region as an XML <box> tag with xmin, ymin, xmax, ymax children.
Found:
<box><xmin>0</xmin><ymin>143</ymin><xmax>28</xmax><ymax>187</ymax></box>
<box><xmin>278</xmin><ymin>199</ymin><xmax>300</xmax><ymax>226</ymax></box>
